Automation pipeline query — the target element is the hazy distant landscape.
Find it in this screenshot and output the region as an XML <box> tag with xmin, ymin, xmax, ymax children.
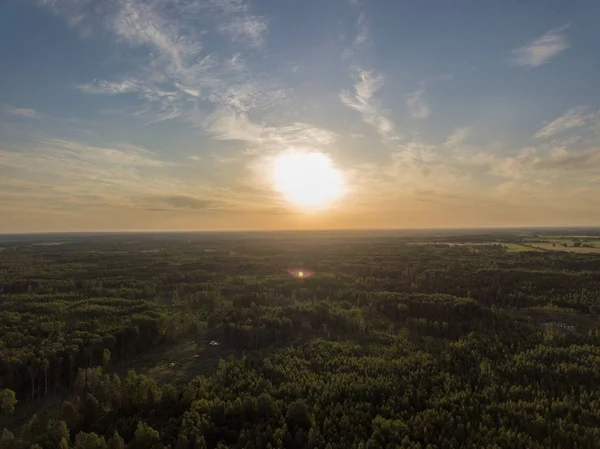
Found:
<box><xmin>2</xmin><ymin>228</ymin><xmax>600</xmax><ymax>448</ymax></box>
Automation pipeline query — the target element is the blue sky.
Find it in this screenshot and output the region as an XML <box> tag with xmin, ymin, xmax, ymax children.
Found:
<box><xmin>2</xmin><ymin>0</ymin><xmax>600</xmax><ymax>232</ymax></box>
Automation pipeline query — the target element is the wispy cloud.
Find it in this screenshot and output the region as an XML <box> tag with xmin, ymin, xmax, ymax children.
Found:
<box><xmin>211</xmin><ymin>81</ymin><xmax>287</xmax><ymax>112</ymax></box>
<box><xmin>444</xmin><ymin>127</ymin><xmax>470</xmax><ymax>148</ymax></box>
<box><xmin>340</xmin><ymin>69</ymin><xmax>399</xmax><ymax>140</ymax></box>
<box><xmin>208</xmin><ymin>0</ymin><xmax>250</xmax><ymax>15</ymax></box>
<box><xmin>481</xmin><ymin>142</ymin><xmax>600</xmax><ymax>189</ymax></box>
<box><xmin>206</xmin><ymin>108</ymin><xmax>337</xmax><ymax>149</ymax></box>
<box><xmin>219</xmin><ymin>16</ymin><xmax>267</xmax><ymax>47</ymax></box>
<box><xmin>37</xmin><ymin>0</ymin><xmax>97</xmax><ymax>31</ymax></box>
<box><xmin>77</xmin><ymin>79</ymin><xmax>146</xmax><ymax>95</ymax></box>
<box><xmin>343</xmin><ymin>11</ymin><xmax>369</xmax><ymax>60</ymax></box>
<box><xmin>534</xmin><ymin>106</ymin><xmax>598</xmax><ymax>139</ymax></box>
<box><xmin>42</xmin><ymin>0</ymin><xmax>276</xmax><ymax>125</ymax></box>
<box><xmin>152</xmin><ymin>195</ymin><xmax>215</xmax><ymax>210</ymax></box>
<box><xmin>405</xmin><ymin>85</ymin><xmax>430</xmax><ymax>120</ymax></box>
<box><xmin>112</xmin><ymin>0</ymin><xmax>193</xmax><ymax>69</ymax></box>
<box><xmin>512</xmin><ymin>25</ymin><xmax>569</xmax><ymax>68</ymax></box>
<box><xmin>538</xmin><ymin>147</ymin><xmax>600</xmax><ymax>171</ymax></box>
<box><xmin>340</xmin><ymin>5</ymin><xmax>402</xmax><ymax>143</ymax></box>
<box><xmin>0</xmin><ymin>134</ymin><xmax>288</xmax><ymax>225</ymax></box>
<box><xmin>39</xmin><ymin>139</ymin><xmax>172</xmax><ymax>168</ymax></box>
<box><xmin>3</xmin><ymin>105</ymin><xmax>41</xmax><ymax>119</ymax></box>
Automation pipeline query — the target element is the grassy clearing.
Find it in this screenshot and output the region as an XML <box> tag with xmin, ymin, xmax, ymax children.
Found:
<box><xmin>502</xmin><ymin>243</ymin><xmax>540</xmax><ymax>252</ymax></box>
<box><xmin>409</xmin><ymin>242</ymin><xmax>541</xmax><ymax>252</ymax></box>
<box><xmin>530</xmin><ymin>243</ymin><xmax>600</xmax><ymax>253</ymax></box>
<box><xmin>114</xmin><ymin>339</ymin><xmax>236</xmax><ymax>384</ymax></box>
<box><xmin>510</xmin><ymin>307</ymin><xmax>600</xmax><ymax>331</ymax></box>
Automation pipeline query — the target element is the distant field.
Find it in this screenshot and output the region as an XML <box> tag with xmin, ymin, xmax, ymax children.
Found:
<box><xmin>410</xmin><ymin>242</ymin><xmax>540</xmax><ymax>252</ymax></box>
<box><xmin>530</xmin><ymin>243</ymin><xmax>600</xmax><ymax>253</ymax></box>
<box><xmin>511</xmin><ymin>306</ymin><xmax>600</xmax><ymax>331</ymax></box>
<box><xmin>502</xmin><ymin>243</ymin><xmax>540</xmax><ymax>252</ymax></box>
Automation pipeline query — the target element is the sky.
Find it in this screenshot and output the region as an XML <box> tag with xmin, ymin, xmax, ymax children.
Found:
<box><xmin>2</xmin><ymin>0</ymin><xmax>600</xmax><ymax>232</ymax></box>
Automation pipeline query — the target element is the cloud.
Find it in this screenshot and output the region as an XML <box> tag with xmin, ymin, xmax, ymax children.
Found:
<box><xmin>412</xmin><ymin>188</ymin><xmax>461</xmax><ymax>202</ymax></box>
<box><xmin>112</xmin><ymin>0</ymin><xmax>188</xmax><ymax>67</ymax></box>
<box><xmin>37</xmin><ymin>0</ymin><xmax>98</xmax><ymax>31</ymax></box>
<box><xmin>405</xmin><ymin>86</ymin><xmax>430</xmax><ymax>119</ymax></box>
<box><xmin>210</xmin><ymin>81</ymin><xmax>287</xmax><ymax>112</ymax></box>
<box><xmin>205</xmin><ymin>108</ymin><xmax>337</xmax><ymax>149</ymax></box>
<box><xmin>353</xmin><ymin>12</ymin><xmax>369</xmax><ymax>48</ymax></box>
<box><xmin>534</xmin><ymin>106</ymin><xmax>598</xmax><ymax>139</ymax></box>
<box><xmin>0</xmin><ymin>139</ymin><xmax>278</xmax><ymax>225</ymax></box>
<box><xmin>538</xmin><ymin>147</ymin><xmax>600</xmax><ymax>171</ymax></box>
<box><xmin>340</xmin><ymin>7</ymin><xmax>403</xmax><ymax>142</ymax></box>
<box><xmin>219</xmin><ymin>16</ymin><xmax>267</xmax><ymax>47</ymax></box>
<box><xmin>512</xmin><ymin>25</ymin><xmax>569</xmax><ymax>68</ymax></box>
<box><xmin>3</xmin><ymin>106</ymin><xmax>41</xmax><ymax>119</ymax></box>
<box><xmin>208</xmin><ymin>0</ymin><xmax>249</xmax><ymax>14</ymax></box>
<box><xmin>41</xmin><ymin>0</ymin><xmax>277</xmax><ymax>125</ymax></box>
<box><xmin>0</xmin><ymin>139</ymin><xmax>171</xmax><ymax>177</ymax></box>
<box><xmin>340</xmin><ymin>68</ymin><xmax>399</xmax><ymax>140</ymax></box>
<box><xmin>483</xmin><ymin>144</ymin><xmax>600</xmax><ymax>204</ymax></box>
<box><xmin>444</xmin><ymin>127</ymin><xmax>469</xmax><ymax>148</ymax></box>
<box><xmin>159</xmin><ymin>195</ymin><xmax>215</xmax><ymax>209</ymax></box>
<box><xmin>489</xmin><ymin>147</ymin><xmax>538</xmax><ymax>180</ymax></box>
<box><xmin>343</xmin><ymin>11</ymin><xmax>369</xmax><ymax>60</ymax></box>
<box><xmin>484</xmin><ymin>143</ymin><xmax>600</xmax><ymax>189</ymax></box>
<box><xmin>77</xmin><ymin>79</ymin><xmax>145</xmax><ymax>95</ymax></box>
<box><xmin>0</xmin><ymin>138</ymin><xmax>188</xmax><ymax>219</ymax></box>
<box><xmin>47</xmin><ymin>139</ymin><xmax>173</xmax><ymax>167</ymax></box>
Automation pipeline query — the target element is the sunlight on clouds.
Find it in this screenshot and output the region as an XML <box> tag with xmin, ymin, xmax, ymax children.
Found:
<box><xmin>534</xmin><ymin>106</ymin><xmax>599</xmax><ymax>139</ymax></box>
<box><xmin>340</xmin><ymin>69</ymin><xmax>399</xmax><ymax>140</ymax></box>
<box><xmin>512</xmin><ymin>25</ymin><xmax>570</xmax><ymax>68</ymax></box>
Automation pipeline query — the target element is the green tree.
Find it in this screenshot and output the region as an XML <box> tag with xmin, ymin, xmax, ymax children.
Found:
<box><xmin>286</xmin><ymin>400</ymin><xmax>312</xmax><ymax>431</ymax></box>
<box><xmin>0</xmin><ymin>428</ymin><xmax>16</xmax><ymax>449</ymax></box>
<box><xmin>0</xmin><ymin>389</ymin><xmax>17</xmax><ymax>415</ymax></box>
<box><xmin>102</xmin><ymin>349</ymin><xmax>111</xmax><ymax>371</ymax></box>
<box><xmin>60</xmin><ymin>401</ymin><xmax>79</xmax><ymax>429</ymax></box>
<box><xmin>74</xmin><ymin>432</ymin><xmax>107</xmax><ymax>449</ymax></box>
<box><xmin>107</xmin><ymin>431</ymin><xmax>125</xmax><ymax>449</ymax></box>
<box><xmin>131</xmin><ymin>421</ymin><xmax>163</xmax><ymax>449</ymax></box>
<box><xmin>46</xmin><ymin>419</ymin><xmax>69</xmax><ymax>447</ymax></box>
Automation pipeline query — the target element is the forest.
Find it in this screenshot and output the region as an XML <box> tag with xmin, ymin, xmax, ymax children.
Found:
<box><xmin>2</xmin><ymin>229</ymin><xmax>600</xmax><ymax>448</ymax></box>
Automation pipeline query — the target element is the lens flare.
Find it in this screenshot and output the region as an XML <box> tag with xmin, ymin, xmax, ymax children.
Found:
<box><xmin>287</xmin><ymin>268</ymin><xmax>314</xmax><ymax>279</ymax></box>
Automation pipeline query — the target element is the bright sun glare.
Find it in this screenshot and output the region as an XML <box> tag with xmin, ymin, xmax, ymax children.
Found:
<box><xmin>272</xmin><ymin>151</ymin><xmax>345</xmax><ymax>209</ymax></box>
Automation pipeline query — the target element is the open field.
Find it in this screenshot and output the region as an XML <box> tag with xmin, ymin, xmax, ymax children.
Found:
<box><xmin>529</xmin><ymin>243</ymin><xmax>600</xmax><ymax>253</ymax></box>
<box><xmin>404</xmin><ymin>230</ymin><xmax>600</xmax><ymax>254</ymax></box>
<box><xmin>113</xmin><ymin>340</ymin><xmax>236</xmax><ymax>385</ymax></box>
<box><xmin>502</xmin><ymin>243</ymin><xmax>541</xmax><ymax>252</ymax></box>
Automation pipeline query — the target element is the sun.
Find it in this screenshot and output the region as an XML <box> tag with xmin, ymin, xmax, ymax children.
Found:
<box><xmin>272</xmin><ymin>150</ymin><xmax>345</xmax><ymax>209</ymax></box>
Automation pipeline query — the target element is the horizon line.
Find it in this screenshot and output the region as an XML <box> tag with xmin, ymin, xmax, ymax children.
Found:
<box><xmin>2</xmin><ymin>224</ymin><xmax>600</xmax><ymax>236</ymax></box>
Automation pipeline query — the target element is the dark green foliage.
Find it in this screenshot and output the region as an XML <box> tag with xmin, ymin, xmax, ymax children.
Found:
<box><xmin>0</xmin><ymin>389</ymin><xmax>17</xmax><ymax>416</ymax></box>
<box><xmin>73</xmin><ymin>432</ymin><xmax>107</xmax><ymax>449</ymax></box>
<box><xmin>2</xmin><ymin>231</ymin><xmax>600</xmax><ymax>448</ymax></box>
<box><xmin>0</xmin><ymin>429</ymin><xmax>16</xmax><ymax>449</ymax></box>
<box><xmin>106</xmin><ymin>431</ymin><xmax>125</xmax><ymax>449</ymax></box>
